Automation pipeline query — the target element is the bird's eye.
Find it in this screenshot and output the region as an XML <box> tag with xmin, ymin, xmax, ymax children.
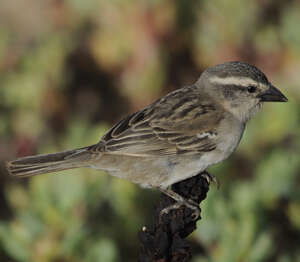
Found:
<box><xmin>247</xmin><ymin>86</ymin><xmax>257</xmax><ymax>93</ymax></box>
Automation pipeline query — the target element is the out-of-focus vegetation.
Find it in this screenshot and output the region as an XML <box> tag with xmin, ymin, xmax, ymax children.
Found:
<box><xmin>0</xmin><ymin>0</ymin><xmax>299</xmax><ymax>261</ymax></box>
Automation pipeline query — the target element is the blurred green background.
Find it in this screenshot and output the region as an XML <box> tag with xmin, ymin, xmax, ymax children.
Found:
<box><xmin>0</xmin><ymin>0</ymin><xmax>299</xmax><ymax>261</ymax></box>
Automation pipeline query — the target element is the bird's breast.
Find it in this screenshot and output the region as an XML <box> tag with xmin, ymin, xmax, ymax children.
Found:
<box><xmin>214</xmin><ymin>119</ymin><xmax>245</xmax><ymax>163</ymax></box>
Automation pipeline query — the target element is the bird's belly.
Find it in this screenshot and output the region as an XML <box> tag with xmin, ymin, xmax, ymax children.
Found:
<box><xmin>91</xmin><ymin>154</ymin><xmax>175</xmax><ymax>188</ymax></box>
<box><xmin>159</xmin><ymin>156</ymin><xmax>208</xmax><ymax>188</ymax></box>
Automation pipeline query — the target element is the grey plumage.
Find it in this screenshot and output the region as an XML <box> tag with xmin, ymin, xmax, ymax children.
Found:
<box><xmin>205</xmin><ymin>61</ymin><xmax>269</xmax><ymax>84</ymax></box>
<box><xmin>7</xmin><ymin>146</ymin><xmax>95</xmax><ymax>177</ymax></box>
<box><xmin>6</xmin><ymin>61</ymin><xmax>288</xmax><ymax>214</ymax></box>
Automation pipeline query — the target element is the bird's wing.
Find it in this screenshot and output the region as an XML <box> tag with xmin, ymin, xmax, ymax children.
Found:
<box><xmin>91</xmin><ymin>86</ymin><xmax>224</xmax><ymax>156</ymax></box>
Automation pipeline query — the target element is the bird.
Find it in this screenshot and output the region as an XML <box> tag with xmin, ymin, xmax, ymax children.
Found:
<box><xmin>6</xmin><ymin>61</ymin><xmax>288</xmax><ymax>218</ymax></box>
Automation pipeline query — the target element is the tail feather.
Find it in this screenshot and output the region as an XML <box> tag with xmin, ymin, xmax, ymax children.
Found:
<box><xmin>6</xmin><ymin>146</ymin><xmax>95</xmax><ymax>178</ymax></box>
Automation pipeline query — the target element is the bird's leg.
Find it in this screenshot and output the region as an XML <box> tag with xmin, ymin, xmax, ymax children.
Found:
<box><xmin>159</xmin><ymin>188</ymin><xmax>201</xmax><ymax>220</ymax></box>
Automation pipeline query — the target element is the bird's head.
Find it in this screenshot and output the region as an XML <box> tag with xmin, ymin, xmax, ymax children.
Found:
<box><xmin>198</xmin><ymin>61</ymin><xmax>288</xmax><ymax>122</ymax></box>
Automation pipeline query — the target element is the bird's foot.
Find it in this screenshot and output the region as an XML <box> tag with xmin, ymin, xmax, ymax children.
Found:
<box><xmin>201</xmin><ymin>171</ymin><xmax>220</xmax><ymax>188</ymax></box>
<box><xmin>159</xmin><ymin>188</ymin><xmax>201</xmax><ymax>222</ymax></box>
<box><xmin>159</xmin><ymin>198</ymin><xmax>201</xmax><ymax>221</ymax></box>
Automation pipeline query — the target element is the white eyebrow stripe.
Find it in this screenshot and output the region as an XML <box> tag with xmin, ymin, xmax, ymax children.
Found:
<box><xmin>210</xmin><ymin>76</ymin><xmax>259</xmax><ymax>87</ymax></box>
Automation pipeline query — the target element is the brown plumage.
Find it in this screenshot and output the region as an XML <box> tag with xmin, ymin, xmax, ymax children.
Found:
<box><xmin>6</xmin><ymin>61</ymin><xmax>288</xmax><ymax>217</ymax></box>
<box><xmin>7</xmin><ymin>85</ymin><xmax>223</xmax><ymax>179</ymax></box>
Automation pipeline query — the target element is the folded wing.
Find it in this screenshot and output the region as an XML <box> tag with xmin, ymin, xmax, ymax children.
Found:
<box><xmin>91</xmin><ymin>86</ymin><xmax>224</xmax><ymax>157</ymax></box>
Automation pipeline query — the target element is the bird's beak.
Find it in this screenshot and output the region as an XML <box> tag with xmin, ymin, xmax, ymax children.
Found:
<box><xmin>257</xmin><ymin>84</ymin><xmax>288</xmax><ymax>102</ymax></box>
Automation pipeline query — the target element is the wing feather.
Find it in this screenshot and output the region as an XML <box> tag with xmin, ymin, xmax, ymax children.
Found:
<box><xmin>95</xmin><ymin>86</ymin><xmax>224</xmax><ymax>156</ymax></box>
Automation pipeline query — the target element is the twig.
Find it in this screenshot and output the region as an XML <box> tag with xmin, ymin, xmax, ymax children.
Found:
<box><xmin>138</xmin><ymin>171</ymin><xmax>211</xmax><ymax>262</ymax></box>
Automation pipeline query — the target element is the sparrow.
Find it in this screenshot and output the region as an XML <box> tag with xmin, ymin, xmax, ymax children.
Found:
<box><xmin>6</xmin><ymin>61</ymin><xmax>288</xmax><ymax>217</ymax></box>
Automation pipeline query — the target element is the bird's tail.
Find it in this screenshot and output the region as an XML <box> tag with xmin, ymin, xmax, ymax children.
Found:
<box><xmin>6</xmin><ymin>145</ymin><xmax>96</xmax><ymax>178</ymax></box>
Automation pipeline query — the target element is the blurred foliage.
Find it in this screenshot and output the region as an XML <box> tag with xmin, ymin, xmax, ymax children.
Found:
<box><xmin>0</xmin><ymin>0</ymin><xmax>299</xmax><ymax>261</ymax></box>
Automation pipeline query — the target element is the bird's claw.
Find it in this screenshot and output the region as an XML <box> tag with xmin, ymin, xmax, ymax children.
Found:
<box><xmin>201</xmin><ymin>172</ymin><xmax>220</xmax><ymax>189</ymax></box>
<box><xmin>159</xmin><ymin>199</ymin><xmax>201</xmax><ymax>222</ymax></box>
